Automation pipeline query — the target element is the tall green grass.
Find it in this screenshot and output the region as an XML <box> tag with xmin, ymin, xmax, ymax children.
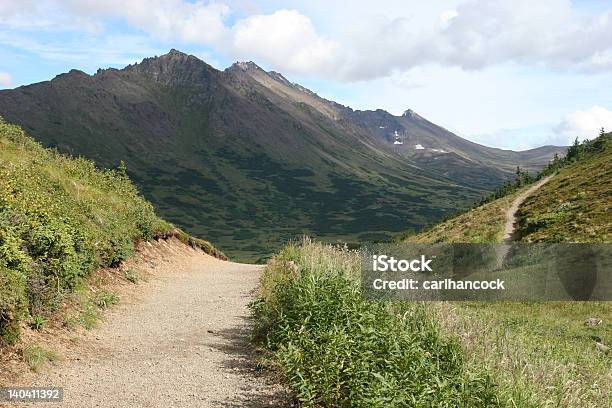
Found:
<box><xmin>252</xmin><ymin>239</ymin><xmax>499</xmax><ymax>407</ymax></box>
<box><xmin>0</xmin><ymin>119</ymin><xmax>172</xmax><ymax>344</ymax></box>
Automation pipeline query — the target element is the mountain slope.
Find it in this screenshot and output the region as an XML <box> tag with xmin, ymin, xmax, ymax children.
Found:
<box><xmin>410</xmin><ymin>132</ymin><xmax>611</xmax><ymax>244</ymax></box>
<box><xmin>516</xmin><ymin>135</ymin><xmax>611</xmax><ymax>242</ymax></box>
<box><xmin>233</xmin><ymin>60</ymin><xmax>564</xmax><ymax>189</ymax></box>
<box><xmin>405</xmin><ymin>132</ymin><xmax>611</xmax><ymax>407</ymax></box>
<box><xmin>0</xmin><ymin>50</ymin><xmax>562</xmax><ymax>260</ymax></box>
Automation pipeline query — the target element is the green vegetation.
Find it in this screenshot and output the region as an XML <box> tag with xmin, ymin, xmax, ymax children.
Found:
<box><xmin>95</xmin><ymin>290</ymin><xmax>119</xmax><ymax>309</ymax></box>
<box><xmin>124</xmin><ymin>268</ymin><xmax>140</xmax><ymax>284</ymax></box>
<box><xmin>29</xmin><ymin>314</ymin><xmax>46</xmax><ymax>331</ymax></box>
<box><xmin>538</xmin><ymin>128</ymin><xmax>610</xmax><ymax>177</ymax></box>
<box><xmin>252</xmin><ymin>132</ymin><xmax>610</xmax><ymax>406</ymax></box>
<box><xmin>407</xmin><ymin>166</ymin><xmax>536</xmax><ymax>241</ymax></box>
<box><xmin>435</xmin><ymin>301</ymin><xmax>611</xmax><ymax>407</ymax></box>
<box><xmin>408</xmin><ymin>194</ymin><xmax>516</xmax><ymax>243</ymax></box>
<box><xmin>65</xmin><ymin>300</ymin><xmax>99</xmax><ymax>331</ymax></box>
<box><xmin>22</xmin><ymin>344</ymin><xmax>60</xmax><ymax>372</ymax></box>
<box><xmin>404</xmin><ymin>130</ymin><xmax>612</xmax><ymax>406</ymax></box>
<box><xmin>516</xmin><ymin>132</ymin><xmax>611</xmax><ymax>242</ymax></box>
<box><xmin>477</xmin><ymin>166</ymin><xmax>534</xmax><ymax>205</ymax></box>
<box><xmin>411</xmin><ymin>130</ymin><xmax>611</xmax><ymax>245</ymax></box>
<box><xmin>252</xmin><ymin>240</ymin><xmax>499</xmax><ymax>407</ymax></box>
<box><xmin>0</xmin><ymin>119</ymin><xmax>222</xmax><ymax>345</ymax></box>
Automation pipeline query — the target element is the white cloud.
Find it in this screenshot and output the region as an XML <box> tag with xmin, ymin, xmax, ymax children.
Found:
<box><xmin>554</xmin><ymin>106</ymin><xmax>612</xmax><ymax>145</ymax></box>
<box><xmin>64</xmin><ymin>0</ymin><xmax>231</xmax><ymax>43</ymax></box>
<box><xmin>231</xmin><ymin>10</ymin><xmax>340</xmax><ymax>76</ymax></box>
<box><xmin>339</xmin><ymin>0</ymin><xmax>612</xmax><ymax>79</ymax></box>
<box><xmin>438</xmin><ymin>0</ymin><xmax>612</xmax><ymax>72</ymax></box>
<box><xmin>440</xmin><ymin>9</ymin><xmax>458</xmax><ymax>27</ymax></box>
<box><xmin>4</xmin><ymin>0</ymin><xmax>612</xmax><ymax>81</ymax></box>
<box><xmin>0</xmin><ymin>71</ymin><xmax>12</xmax><ymax>87</ymax></box>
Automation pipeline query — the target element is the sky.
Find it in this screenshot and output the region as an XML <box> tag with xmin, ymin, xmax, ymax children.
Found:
<box><xmin>1</xmin><ymin>0</ymin><xmax>612</xmax><ymax>150</ymax></box>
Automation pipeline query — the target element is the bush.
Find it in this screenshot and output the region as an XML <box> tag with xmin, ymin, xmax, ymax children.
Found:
<box><xmin>124</xmin><ymin>268</ymin><xmax>140</xmax><ymax>284</ymax></box>
<box><xmin>252</xmin><ymin>240</ymin><xmax>499</xmax><ymax>407</ymax></box>
<box><xmin>0</xmin><ymin>121</ymin><xmax>172</xmax><ymax>344</ymax></box>
<box><xmin>95</xmin><ymin>291</ymin><xmax>119</xmax><ymax>309</ymax></box>
<box><xmin>29</xmin><ymin>314</ymin><xmax>46</xmax><ymax>331</ymax></box>
<box><xmin>0</xmin><ymin>266</ymin><xmax>28</xmax><ymax>344</ymax></box>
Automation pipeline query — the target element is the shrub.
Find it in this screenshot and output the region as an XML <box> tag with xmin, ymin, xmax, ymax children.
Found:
<box><xmin>0</xmin><ymin>266</ymin><xmax>28</xmax><ymax>344</ymax></box>
<box><xmin>0</xmin><ymin>121</ymin><xmax>174</xmax><ymax>344</ymax></box>
<box><xmin>124</xmin><ymin>268</ymin><xmax>140</xmax><ymax>284</ymax></box>
<box><xmin>29</xmin><ymin>314</ymin><xmax>46</xmax><ymax>331</ymax></box>
<box><xmin>252</xmin><ymin>240</ymin><xmax>499</xmax><ymax>407</ymax></box>
<box><xmin>95</xmin><ymin>291</ymin><xmax>119</xmax><ymax>309</ymax></box>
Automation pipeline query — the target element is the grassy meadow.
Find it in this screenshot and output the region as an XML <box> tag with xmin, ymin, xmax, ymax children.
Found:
<box><xmin>407</xmin><ymin>133</ymin><xmax>611</xmax><ymax>407</ymax></box>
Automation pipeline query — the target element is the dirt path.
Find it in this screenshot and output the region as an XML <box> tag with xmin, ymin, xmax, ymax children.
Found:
<box><xmin>12</xmin><ymin>240</ymin><xmax>290</xmax><ymax>408</ymax></box>
<box><xmin>502</xmin><ymin>175</ymin><xmax>553</xmax><ymax>242</ymax></box>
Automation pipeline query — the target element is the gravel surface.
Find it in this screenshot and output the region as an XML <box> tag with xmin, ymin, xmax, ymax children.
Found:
<box><xmin>502</xmin><ymin>175</ymin><xmax>553</xmax><ymax>242</ymax></box>
<box><xmin>12</xmin><ymin>240</ymin><xmax>291</xmax><ymax>407</ymax></box>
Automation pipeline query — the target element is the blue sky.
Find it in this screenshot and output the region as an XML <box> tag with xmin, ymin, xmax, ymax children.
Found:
<box><xmin>1</xmin><ymin>0</ymin><xmax>612</xmax><ymax>150</ymax></box>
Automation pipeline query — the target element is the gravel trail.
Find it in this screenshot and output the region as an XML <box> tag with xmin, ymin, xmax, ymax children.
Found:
<box><xmin>502</xmin><ymin>175</ymin><xmax>553</xmax><ymax>242</ymax></box>
<box><xmin>13</xmin><ymin>240</ymin><xmax>290</xmax><ymax>408</ymax></box>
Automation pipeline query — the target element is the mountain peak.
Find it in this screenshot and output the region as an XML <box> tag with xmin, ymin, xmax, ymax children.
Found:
<box><xmin>123</xmin><ymin>49</ymin><xmax>217</xmax><ymax>85</ymax></box>
<box><xmin>158</xmin><ymin>49</ymin><xmax>199</xmax><ymax>62</ymax></box>
<box><xmin>53</xmin><ymin>69</ymin><xmax>89</xmax><ymax>82</ymax></box>
<box><xmin>231</xmin><ymin>61</ymin><xmax>264</xmax><ymax>72</ymax></box>
<box><xmin>167</xmin><ymin>48</ymin><xmax>187</xmax><ymax>56</ymax></box>
<box><xmin>402</xmin><ymin>109</ymin><xmax>424</xmax><ymax>121</ymax></box>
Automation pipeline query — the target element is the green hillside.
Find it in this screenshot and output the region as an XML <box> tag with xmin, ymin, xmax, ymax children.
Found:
<box><xmin>405</xmin><ymin>132</ymin><xmax>612</xmax><ymax>406</ymax></box>
<box><xmin>0</xmin><ymin>120</ymin><xmax>220</xmax><ymax>345</ymax></box>
<box><xmin>410</xmin><ymin>132</ymin><xmax>611</xmax><ymax>245</ymax></box>
<box><xmin>516</xmin><ymin>137</ymin><xmax>611</xmax><ymax>242</ymax></box>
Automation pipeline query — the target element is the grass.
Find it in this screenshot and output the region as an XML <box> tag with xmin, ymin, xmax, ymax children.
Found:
<box><xmin>408</xmin><ymin>193</ymin><xmax>517</xmax><ymax>243</ymax></box>
<box><xmin>62</xmin><ymin>283</ymin><xmax>125</xmax><ymax>331</ymax></box>
<box><xmin>29</xmin><ymin>314</ymin><xmax>46</xmax><ymax>331</ymax></box>
<box><xmin>435</xmin><ymin>302</ymin><xmax>611</xmax><ymax>407</ymax></box>
<box><xmin>404</xmin><ymin>132</ymin><xmax>612</xmax><ymax>407</ymax></box>
<box><xmin>95</xmin><ymin>290</ymin><xmax>119</xmax><ymax>309</ymax></box>
<box><xmin>78</xmin><ymin>303</ymin><xmax>99</xmax><ymax>330</ymax></box>
<box><xmin>252</xmin><ymin>239</ymin><xmax>500</xmax><ymax>407</ymax></box>
<box><xmin>124</xmin><ymin>268</ymin><xmax>140</xmax><ymax>284</ymax></box>
<box><xmin>516</xmin><ymin>145</ymin><xmax>611</xmax><ymax>242</ymax></box>
<box><xmin>22</xmin><ymin>344</ymin><xmax>60</xmax><ymax>372</ymax></box>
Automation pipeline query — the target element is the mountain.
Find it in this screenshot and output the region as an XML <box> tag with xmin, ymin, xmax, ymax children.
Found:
<box><xmin>0</xmin><ymin>50</ymin><xmax>564</xmax><ymax>260</ymax></box>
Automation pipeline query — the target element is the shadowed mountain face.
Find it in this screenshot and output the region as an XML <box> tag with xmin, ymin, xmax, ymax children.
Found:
<box><xmin>0</xmin><ymin>50</ymin><xmax>564</xmax><ymax>260</ymax></box>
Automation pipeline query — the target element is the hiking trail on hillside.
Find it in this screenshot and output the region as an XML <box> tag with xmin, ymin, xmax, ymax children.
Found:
<box><xmin>13</xmin><ymin>239</ymin><xmax>291</xmax><ymax>408</ymax></box>
<box><xmin>502</xmin><ymin>175</ymin><xmax>553</xmax><ymax>242</ymax></box>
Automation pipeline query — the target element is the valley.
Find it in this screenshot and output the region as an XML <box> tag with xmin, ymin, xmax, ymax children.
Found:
<box><xmin>0</xmin><ymin>50</ymin><xmax>564</xmax><ymax>260</ymax></box>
